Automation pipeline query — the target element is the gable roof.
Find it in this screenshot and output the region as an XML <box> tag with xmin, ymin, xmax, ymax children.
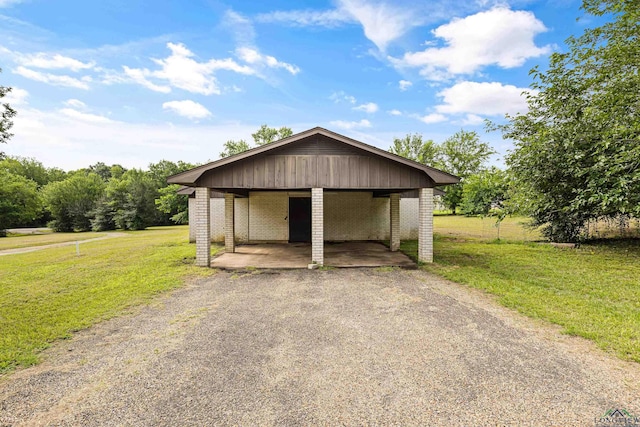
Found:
<box><xmin>168</xmin><ymin>127</ymin><xmax>459</xmax><ymax>186</ymax></box>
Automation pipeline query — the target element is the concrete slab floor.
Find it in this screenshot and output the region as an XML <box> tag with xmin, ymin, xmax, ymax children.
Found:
<box><xmin>210</xmin><ymin>241</ymin><xmax>416</xmax><ymax>269</ymax></box>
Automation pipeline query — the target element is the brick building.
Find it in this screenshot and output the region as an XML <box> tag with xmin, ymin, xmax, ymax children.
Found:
<box><xmin>168</xmin><ymin>127</ymin><xmax>459</xmax><ymax>267</ymax></box>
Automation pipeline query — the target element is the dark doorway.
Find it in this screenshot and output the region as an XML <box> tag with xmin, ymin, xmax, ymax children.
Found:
<box><xmin>289</xmin><ymin>197</ymin><xmax>312</xmax><ymax>242</ymax></box>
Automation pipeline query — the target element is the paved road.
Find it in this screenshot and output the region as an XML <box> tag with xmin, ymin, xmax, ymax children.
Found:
<box><xmin>1</xmin><ymin>269</ymin><xmax>638</xmax><ymax>426</ymax></box>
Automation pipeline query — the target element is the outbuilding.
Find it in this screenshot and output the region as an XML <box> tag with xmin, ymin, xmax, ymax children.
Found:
<box><xmin>168</xmin><ymin>127</ymin><xmax>459</xmax><ymax>267</ymax></box>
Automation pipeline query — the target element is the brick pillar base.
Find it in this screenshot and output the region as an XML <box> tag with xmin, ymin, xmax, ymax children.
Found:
<box><xmin>224</xmin><ymin>193</ymin><xmax>235</xmax><ymax>253</ymax></box>
<box><xmin>390</xmin><ymin>193</ymin><xmax>400</xmax><ymax>251</ymax></box>
<box><xmin>311</xmin><ymin>188</ymin><xmax>324</xmax><ymax>265</ymax></box>
<box><xmin>195</xmin><ymin>187</ymin><xmax>211</xmax><ymax>267</ymax></box>
<box><xmin>418</xmin><ymin>188</ymin><xmax>434</xmax><ymax>263</ymax></box>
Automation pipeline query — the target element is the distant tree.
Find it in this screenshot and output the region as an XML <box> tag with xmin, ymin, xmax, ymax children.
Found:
<box><xmin>438</xmin><ymin>130</ymin><xmax>495</xmax><ymax>213</ymax></box>
<box><xmin>0</xmin><ymin>156</ymin><xmax>51</xmax><ymax>188</ymax></box>
<box><xmin>389</xmin><ymin>134</ymin><xmax>439</xmax><ymax>165</ymax></box>
<box><xmin>252</xmin><ymin>125</ymin><xmax>293</xmax><ymax>146</ymax></box>
<box><xmin>495</xmin><ymin>0</ymin><xmax>640</xmax><ymax>242</ymax></box>
<box><xmin>148</xmin><ymin>160</ymin><xmax>194</xmax><ymax>188</ymax></box>
<box><xmin>155</xmin><ymin>184</ymin><xmax>189</xmax><ymax>225</ymax></box>
<box><xmin>220</xmin><ymin>139</ymin><xmax>250</xmax><ymax>158</ymax></box>
<box><xmin>460</xmin><ymin>168</ymin><xmax>508</xmax><ymax>216</ymax></box>
<box><xmin>95</xmin><ymin>169</ymin><xmax>158</xmax><ymax>231</ymax></box>
<box><xmin>0</xmin><ymin>69</ymin><xmax>16</xmax><ymax>155</ymax></box>
<box><xmin>43</xmin><ymin>173</ymin><xmax>105</xmax><ymax>232</ymax></box>
<box><xmin>0</xmin><ymin>170</ymin><xmax>41</xmax><ymax>236</ymax></box>
<box><xmin>88</xmin><ymin>162</ymin><xmax>114</xmax><ymax>181</ymax></box>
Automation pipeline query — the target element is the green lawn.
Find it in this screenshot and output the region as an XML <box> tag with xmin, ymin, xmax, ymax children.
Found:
<box><xmin>0</xmin><ymin>231</ymin><xmax>108</xmax><ymax>251</ymax></box>
<box><xmin>401</xmin><ymin>217</ymin><xmax>640</xmax><ymax>363</ymax></box>
<box><xmin>0</xmin><ymin>226</ymin><xmax>220</xmax><ymax>373</ymax></box>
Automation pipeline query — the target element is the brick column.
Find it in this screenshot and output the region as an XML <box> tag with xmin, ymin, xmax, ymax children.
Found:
<box><xmin>389</xmin><ymin>193</ymin><xmax>400</xmax><ymax>251</ymax></box>
<box><xmin>418</xmin><ymin>188</ymin><xmax>434</xmax><ymax>263</ymax></box>
<box><xmin>195</xmin><ymin>187</ymin><xmax>211</xmax><ymax>267</ymax></box>
<box><xmin>311</xmin><ymin>188</ymin><xmax>324</xmax><ymax>265</ymax></box>
<box><xmin>224</xmin><ymin>193</ymin><xmax>235</xmax><ymax>253</ymax></box>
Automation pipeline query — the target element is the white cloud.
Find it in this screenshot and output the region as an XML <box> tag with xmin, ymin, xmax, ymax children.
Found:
<box><xmin>399</xmin><ymin>80</ymin><xmax>412</xmax><ymax>91</ymax></box>
<box><xmin>150</xmin><ymin>42</ymin><xmax>255</xmax><ymax>95</ymax></box>
<box><xmin>435</xmin><ymin>81</ymin><xmax>533</xmax><ymax>116</ymax></box>
<box><xmin>395</xmin><ymin>7</ymin><xmax>550</xmax><ymax>79</ymax></box>
<box><xmin>329</xmin><ymin>119</ymin><xmax>372</xmax><ymax>129</ymax></box>
<box><xmin>0</xmin><ymin>0</ymin><xmax>24</xmax><ymax>8</ymax></box>
<box><xmin>122</xmin><ymin>66</ymin><xmax>171</xmax><ymax>93</ymax></box>
<box><xmin>13</xmin><ymin>66</ymin><xmax>91</xmax><ymax>89</ymax></box>
<box><xmin>3</xmin><ymin>87</ymin><xmax>28</xmax><ymax>105</ymax></box>
<box><xmin>59</xmin><ymin>108</ymin><xmax>114</xmax><ymax>124</ymax></box>
<box><xmin>255</xmin><ymin>9</ymin><xmax>353</xmax><ymax>27</ymax></box>
<box><xmin>18</xmin><ymin>53</ymin><xmax>95</xmax><ymax>71</ymax></box>
<box><xmin>63</xmin><ymin>99</ymin><xmax>86</xmax><ymax>109</ymax></box>
<box><xmin>461</xmin><ymin>114</ymin><xmax>484</xmax><ymax>125</ymax></box>
<box><xmin>119</xmin><ymin>42</ymin><xmax>296</xmax><ymax>95</ymax></box>
<box><xmin>353</xmin><ymin>102</ymin><xmax>378</xmax><ymax>113</ymax></box>
<box><xmin>388</xmin><ymin>109</ymin><xmax>402</xmax><ymax>116</ymax></box>
<box><xmin>337</xmin><ymin>0</ymin><xmax>421</xmax><ymax>51</ymax></box>
<box><xmin>417</xmin><ymin>113</ymin><xmax>447</xmax><ymax>124</ymax></box>
<box><xmin>257</xmin><ymin>0</ymin><xmax>423</xmax><ymax>51</ymax></box>
<box><xmin>4</xmin><ymin>105</ymin><xmax>258</xmax><ymax>170</ymax></box>
<box><xmin>162</xmin><ymin>100</ymin><xmax>212</xmax><ymax>120</ymax></box>
<box><xmin>236</xmin><ymin>47</ymin><xmax>300</xmax><ymax>75</ymax></box>
<box><xmin>330</xmin><ymin>91</ymin><xmax>357</xmax><ymax>104</ymax></box>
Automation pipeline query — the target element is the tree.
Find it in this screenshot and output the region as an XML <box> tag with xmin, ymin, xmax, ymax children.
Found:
<box><xmin>251</xmin><ymin>125</ymin><xmax>293</xmax><ymax>146</ymax></box>
<box><xmin>0</xmin><ymin>171</ymin><xmax>41</xmax><ymax>236</ymax></box>
<box><xmin>389</xmin><ymin>134</ymin><xmax>439</xmax><ymax>165</ymax></box>
<box><xmin>220</xmin><ymin>139</ymin><xmax>250</xmax><ymax>158</ymax></box>
<box><xmin>155</xmin><ymin>184</ymin><xmax>189</xmax><ymax>224</ymax></box>
<box><xmin>496</xmin><ymin>0</ymin><xmax>640</xmax><ymax>242</ymax></box>
<box><xmin>1</xmin><ymin>156</ymin><xmax>52</xmax><ymax>188</ymax></box>
<box><xmin>0</xmin><ymin>69</ymin><xmax>16</xmax><ymax>154</ymax></box>
<box><xmin>42</xmin><ymin>173</ymin><xmax>105</xmax><ymax>232</ymax></box>
<box><xmin>438</xmin><ymin>130</ymin><xmax>495</xmax><ymax>213</ymax></box>
<box><xmin>460</xmin><ymin>168</ymin><xmax>508</xmax><ymax>216</ymax></box>
<box><xmin>93</xmin><ymin>169</ymin><xmax>159</xmax><ymax>231</ymax></box>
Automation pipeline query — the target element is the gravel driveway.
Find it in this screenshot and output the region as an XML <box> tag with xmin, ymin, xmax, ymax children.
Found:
<box><xmin>1</xmin><ymin>269</ymin><xmax>639</xmax><ymax>426</ymax></box>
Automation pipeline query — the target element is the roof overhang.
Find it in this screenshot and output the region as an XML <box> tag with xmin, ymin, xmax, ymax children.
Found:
<box><xmin>168</xmin><ymin>127</ymin><xmax>460</xmax><ymax>187</ymax></box>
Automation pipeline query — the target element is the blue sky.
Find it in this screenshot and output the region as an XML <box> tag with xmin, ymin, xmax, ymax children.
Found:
<box><xmin>0</xmin><ymin>0</ymin><xmax>594</xmax><ymax>170</ymax></box>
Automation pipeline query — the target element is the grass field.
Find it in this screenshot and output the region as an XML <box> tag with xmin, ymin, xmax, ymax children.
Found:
<box><xmin>0</xmin><ymin>231</ymin><xmax>108</xmax><ymax>251</ymax></box>
<box><xmin>402</xmin><ymin>216</ymin><xmax>640</xmax><ymax>363</ymax></box>
<box><xmin>0</xmin><ymin>226</ymin><xmax>219</xmax><ymax>373</ymax></box>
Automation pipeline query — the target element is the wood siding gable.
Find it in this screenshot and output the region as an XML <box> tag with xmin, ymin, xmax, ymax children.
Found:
<box><xmin>196</xmin><ymin>135</ymin><xmax>433</xmax><ymax>190</ymax></box>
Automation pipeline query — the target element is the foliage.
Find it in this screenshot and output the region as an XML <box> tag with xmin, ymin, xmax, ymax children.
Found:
<box><xmin>389</xmin><ymin>133</ymin><xmax>439</xmax><ymax>165</ymax></box>
<box><xmin>42</xmin><ymin>173</ymin><xmax>105</xmax><ymax>232</ymax></box>
<box><xmin>220</xmin><ymin>139</ymin><xmax>250</xmax><ymax>158</ymax></box>
<box><xmin>252</xmin><ymin>124</ymin><xmax>293</xmax><ymax>146</ymax></box>
<box><xmin>0</xmin><ymin>156</ymin><xmax>66</xmax><ymax>188</ymax></box>
<box><xmin>0</xmin><ymin>170</ymin><xmax>42</xmax><ymax>234</ymax></box>
<box><xmin>0</xmin><ymin>226</ymin><xmax>220</xmax><ymax>372</ymax></box>
<box><xmin>97</xmin><ymin>169</ymin><xmax>159</xmax><ymax>231</ymax></box>
<box><xmin>155</xmin><ymin>184</ymin><xmax>189</xmax><ymax>224</ymax></box>
<box><xmin>438</xmin><ymin>130</ymin><xmax>495</xmax><ymax>213</ymax></box>
<box><xmin>0</xmin><ymin>69</ymin><xmax>16</xmax><ymax>153</ymax></box>
<box><xmin>461</xmin><ymin>168</ymin><xmax>508</xmax><ymax>216</ymax></box>
<box><xmin>496</xmin><ymin>0</ymin><xmax>640</xmax><ymax>242</ymax></box>
<box><xmin>148</xmin><ymin>159</ymin><xmax>195</xmax><ymax>188</ymax></box>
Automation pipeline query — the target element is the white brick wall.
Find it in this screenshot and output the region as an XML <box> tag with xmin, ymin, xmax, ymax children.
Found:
<box><xmin>311</xmin><ymin>188</ymin><xmax>324</xmax><ymax>265</ymax></box>
<box><xmin>418</xmin><ymin>188</ymin><xmax>434</xmax><ymax>263</ymax></box>
<box><xmin>194</xmin><ymin>187</ymin><xmax>211</xmax><ymax>267</ymax></box>
<box><xmin>189</xmin><ymin>191</ymin><xmax>422</xmax><ymax>243</ymax></box>
<box><xmin>400</xmin><ymin>198</ymin><xmax>419</xmax><ymax>240</ymax></box>
<box><xmin>248</xmin><ymin>191</ymin><xmax>289</xmax><ymax>241</ymax></box>
<box><xmin>324</xmin><ymin>192</ymin><xmax>388</xmax><ymax>240</ymax></box>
